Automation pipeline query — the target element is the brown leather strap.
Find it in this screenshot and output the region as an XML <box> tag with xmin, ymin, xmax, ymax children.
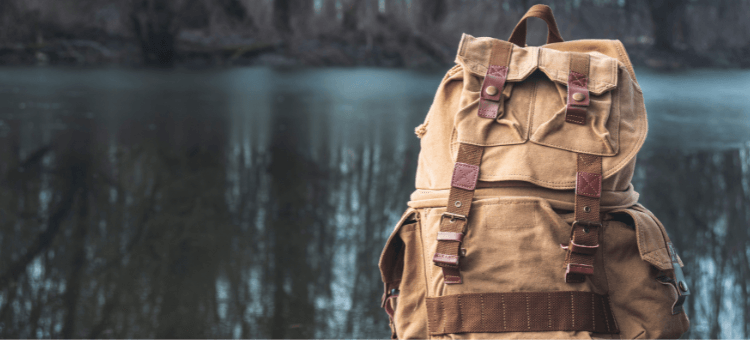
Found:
<box><xmin>478</xmin><ymin>40</ymin><xmax>512</xmax><ymax>119</ymax></box>
<box><xmin>565</xmin><ymin>53</ymin><xmax>591</xmax><ymax>125</ymax></box>
<box><xmin>426</xmin><ymin>291</ymin><xmax>619</xmax><ymax>335</ymax></box>
<box><xmin>508</xmin><ymin>4</ymin><xmax>564</xmax><ymax>47</ymax></box>
<box><xmin>565</xmin><ymin>154</ymin><xmax>603</xmax><ymax>283</ymax></box>
<box><xmin>433</xmin><ymin>143</ymin><xmax>483</xmax><ymax>284</ymax></box>
<box><xmin>574</xmin><ymin>154</ymin><xmax>601</xmax><ymax>224</ymax></box>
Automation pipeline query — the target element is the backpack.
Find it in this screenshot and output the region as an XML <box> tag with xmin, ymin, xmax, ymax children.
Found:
<box><xmin>378</xmin><ymin>5</ymin><xmax>690</xmax><ymax>339</ymax></box>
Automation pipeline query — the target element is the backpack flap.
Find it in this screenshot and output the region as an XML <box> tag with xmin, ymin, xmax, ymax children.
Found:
<box><xmin>530</xmin><ymin>48</ymin><xmax>620</xmax><ymax>156</ymax></box>
<box><xmin>445</xmin><ymin>34</ymin><xmax>647</xmax><ymax>191</ymax></box>
<box><xmin>613</xmin><ymin>207</ymin><xmax>672</xmax><ymax>271</ymax></box>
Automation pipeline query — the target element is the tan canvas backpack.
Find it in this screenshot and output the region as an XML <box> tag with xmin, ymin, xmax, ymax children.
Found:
<box><xmin>378</xmin><ymin>5</ymin><xmax>690</xmax><ymax>339</ymax></box>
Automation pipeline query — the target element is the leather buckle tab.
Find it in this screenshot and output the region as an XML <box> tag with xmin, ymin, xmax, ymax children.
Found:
<box><xmin>433</xmin><ymin>253</ymin><xmax>460</xmax><ymax>266</ymax></box>
<box><xmin>437</xmin><ymin>231</ymin><xmax>464</xmax><ymax>242</ymax></box>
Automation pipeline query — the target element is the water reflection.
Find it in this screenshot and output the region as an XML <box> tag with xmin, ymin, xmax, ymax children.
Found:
<box><xmin>0</xmin><ymin>67</ymin><xmax>748</xmax><ymax>338</ymax></box>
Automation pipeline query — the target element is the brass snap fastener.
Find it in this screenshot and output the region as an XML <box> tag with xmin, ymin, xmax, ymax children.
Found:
<box><xmin>485</xmin><ymin>85</ymin><xmax>498</xmax><ymax>96</ymax></box>
<box><xmin>679</xmin><ymin>281</ymin><xmax>688</xmax><ymax>292</ymax></box>
<box><xmin>583</xmin><ymin>206</ymin><xmax>591</xmax><ymax>213</ymax></box>
<box><xmin>572</xmin><ymin>92</ymin><xmax>585</xmax><ymax>102</ymax></box>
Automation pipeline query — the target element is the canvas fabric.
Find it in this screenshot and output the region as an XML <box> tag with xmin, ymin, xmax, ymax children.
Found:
<box><xmin>378</xmin><ymin>5</ymin><xmax>690</xmax><ymax>339</ymax></box>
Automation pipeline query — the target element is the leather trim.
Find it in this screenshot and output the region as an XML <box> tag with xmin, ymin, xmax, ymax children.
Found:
<box><xmin>451</xmin><ymin>162</ymin><xmax>480</xmax><ymax>191</ymax></box>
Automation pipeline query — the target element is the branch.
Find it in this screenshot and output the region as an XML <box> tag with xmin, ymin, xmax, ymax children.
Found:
<box><xmin>0</xmin><ymin>176</ymin><xmax>78</xmax><ymax>291</ymax></box>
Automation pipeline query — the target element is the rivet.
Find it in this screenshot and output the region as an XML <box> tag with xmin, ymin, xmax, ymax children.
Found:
<box><xmin>583</xmin><ymin>227</ymin><xmax>590</xmax><ymax>234</ymax></box>
<box><xmin>454</xmin><ymin>201</ymin><xmax>462</xmax><ymax>208</ymax></box>
<box><xmin>485</xmin><ymin>85</ymin><xmax>498</xmax><ymax>96</ymax></box>
<box><xmin>583</xmin><ymin>206</ymin><xmax>591</xmax><ymax>213</ymax></box>
<box><xmin>679</xmin><ymin>281</ymin><xmax>688</xmax><ymax>292</ymax></box>
<box><xmin>573</xmin><ymin>92</ymin><xmax>585</xmax><ymax>102</ymax></box>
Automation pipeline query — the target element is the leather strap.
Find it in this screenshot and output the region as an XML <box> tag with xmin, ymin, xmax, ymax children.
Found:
<box><xmin>508</xmin><ymin>4</ymin><xmax>564</xmax><ymax>47</ymax></box>
<box><xmin>433</xmin><ymin>143</ymin><xmax>483</xmax><ymax>284</ymax></box>
<box><xmin>565</xmin><ymin>154</ymin><xmax>602</xmax><ymax>283</ymax></box>
<box><xmin>478</xmin><ymin>40</ymin><xmax>513</xmax><ymax>119</ymax></box>
<box><xmin>565</xmin><ymin>53</ymin><xmax>591</xmax><ymax>125</ymax></box>
<box><xmin>426</xmin><ymin>291</ymin><xmax>619</xmax><ymax>335</ymax></box>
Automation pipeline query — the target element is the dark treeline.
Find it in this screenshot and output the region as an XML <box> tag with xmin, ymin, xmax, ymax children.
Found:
<box><xmin>1</xmin><ymin>0</ymin><xmax>749</xmax><ymax>68</ymax></box>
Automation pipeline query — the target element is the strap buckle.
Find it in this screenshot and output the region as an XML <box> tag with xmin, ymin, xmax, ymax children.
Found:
<box><xmin>381</xmin><ymin>286</ymin><xmax>399</xmax><ymax>308</ymax></box>
<box><xmin>571</xmin><ymin>220</ymin><xmax>602</xmax><ymax>228</ymax></box>
<box><xmin>571</xmin><ymin>220</ymin><xmax>602</xmax><ymax>233</ymax></box>
<box><xmin>441</xmin><ymin>212</ymin><xmax>467</xmax><ymax>223</ymax></box>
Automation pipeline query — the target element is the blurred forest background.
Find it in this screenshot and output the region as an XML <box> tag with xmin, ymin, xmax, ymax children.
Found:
<box><xmin>1</xmin><ymin>0</ymin><xmax>750</xmax><ymax>68</ymax></box>
<box><xmin>0</xmin><ymin>1</ymin><xmax>749</xmax><ymax>339</ymax></box>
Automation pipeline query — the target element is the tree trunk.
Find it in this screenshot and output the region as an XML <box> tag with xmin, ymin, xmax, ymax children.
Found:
<box><xmin>292</xmin><ymin>0</ymin><xmax>314</xmax><ymax>33</ymax></box>
<box><xmin>130</xmin><ymin>0</ymin><xmax>180</xmax><ymax>66</ymax></box>
<box><xmin>646</xmin><ymin>0</ymin><xmax>686</xmax><ymax>51</ymax></box>
<box><xmin>342</xmin><ymin>0</ymin><xmax>361</xmax><ymax>32</ymax></box>
<box><xmin>417</xmin><ymin>0</ymin><xmax>446</xmax><ymax>28</ymax></box>
<box><xmin>273</xmin><ymin>0</ymin><xmax>291</xmax><ymax>34</ymax></box>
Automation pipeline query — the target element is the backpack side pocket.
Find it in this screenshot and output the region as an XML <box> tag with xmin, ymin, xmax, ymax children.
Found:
<box><xmin>379</xmin><ymin>209</ymin><xmax>429</xmax><ymax>339</ymax></box>
<box><xmin>603</xmin><ymin>205</ymin><xmax>690</xmax><ymax>339</ymax></box>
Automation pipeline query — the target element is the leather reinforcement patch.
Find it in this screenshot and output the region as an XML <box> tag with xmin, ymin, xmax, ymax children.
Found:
<box><xmin>480</xmin><ymin>66</ymin><xmax>508</xmax><ymax>102</ymax></box>
<box><xmin>477</xmin><ymin>65</ymin><xmax>508</xmax><ymax>119</ymax></box>
<box><xmin>567</xmin><ymin>71</ymin><xmax>590</xmax><ymax>105</ymax></box>
<box><xmin>451</xmin><ymin>162</ymin><xmax>480</xmax><ymax>190</ymax></box>
<box><xmin>576</xmin><ymin>171</ymin><xmax>601</xmax><ymax>198</ymax></box>
<box><xmin>566</xmin><ymin>71</ymin><xmax>590</xmax><ymax>125</ymax></box>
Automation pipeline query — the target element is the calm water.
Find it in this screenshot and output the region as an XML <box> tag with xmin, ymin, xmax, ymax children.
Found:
<box><xmin>0</xmin><ymin>66</ymin><xmax>748</xmax><ymax>338</ymax></box>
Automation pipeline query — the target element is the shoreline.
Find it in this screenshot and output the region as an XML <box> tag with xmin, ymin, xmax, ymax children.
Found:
<box><xmin>1</xmin><ymin>37</ymin><xmax>747</xmax><ymax>70</ymax></box>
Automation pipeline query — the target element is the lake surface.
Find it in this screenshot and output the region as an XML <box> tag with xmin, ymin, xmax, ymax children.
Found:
<box><xmin>0</xmin><ymin>66</ymin><xmax>748</xmax><ymax>338</ymax></box>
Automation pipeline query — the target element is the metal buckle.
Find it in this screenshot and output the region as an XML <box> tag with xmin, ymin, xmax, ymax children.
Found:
<box><xmin>441</xmin><ymin>212</ymin><xmax>467</xmax><ymax>223</ymax></box>
<box><xmin>571</xmin><ymin>220</ymin><xmax>602</xmax><ymax>228</ymax></box>
<box><xmin>571</xmin><ymin>220</ymin><xmax>602</xmax><ymax>233</ymax></box>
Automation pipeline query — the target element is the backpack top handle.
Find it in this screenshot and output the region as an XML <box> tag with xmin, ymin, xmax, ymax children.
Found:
<box><xmin>508</xmin><ymin>4</ymin><xmax>564</xmax><ymax>47</ymax></box>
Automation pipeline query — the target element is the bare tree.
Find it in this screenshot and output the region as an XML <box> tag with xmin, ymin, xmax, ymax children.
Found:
<box><xmin>645</xmin><ymin>0</ymin><xmax>688</xmax><ymax>51</ymax></box>
<box><xmin>273</xmin><ymin>0</ymin><xmax>291</xmax><ymax>34</ymax></box>
<box><xmin>130</xmin><ymin>0</ymin><xmax>185</xmax><ymax>66</ymax></box>
<box><xmin>417</xmin><ymin>0</ymin><xmax>446</xmax><ymax>29</ymax></box>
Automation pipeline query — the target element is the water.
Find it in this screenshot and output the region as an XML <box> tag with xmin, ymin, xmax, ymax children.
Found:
<box><xmin>0</xmin><ymin>66</ymin><xmax>748</xmax><ymax>338</ymax></box>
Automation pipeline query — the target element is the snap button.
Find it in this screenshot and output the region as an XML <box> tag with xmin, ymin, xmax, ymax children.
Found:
<box><xmin>572</xmin><ymin>92</ymin><xmax>585</xmax><ymax>102</ymax></box>
<box><xmin>485</xmin><ymin>85</ymin><xmax>498</xmax><ymax>96</ymax></box>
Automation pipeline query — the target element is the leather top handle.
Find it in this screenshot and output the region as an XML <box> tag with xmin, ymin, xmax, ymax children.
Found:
<box><xmin>508</xmin><ymin>4</ymin><xmax>564</xmax><ymax>47</ymax></box>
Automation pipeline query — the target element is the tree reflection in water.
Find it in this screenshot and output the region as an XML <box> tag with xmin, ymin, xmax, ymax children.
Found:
<box><xmin>0</xmin><ymin>67</ymin><xmax>747</xmax><ymax>338</ymax></box>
